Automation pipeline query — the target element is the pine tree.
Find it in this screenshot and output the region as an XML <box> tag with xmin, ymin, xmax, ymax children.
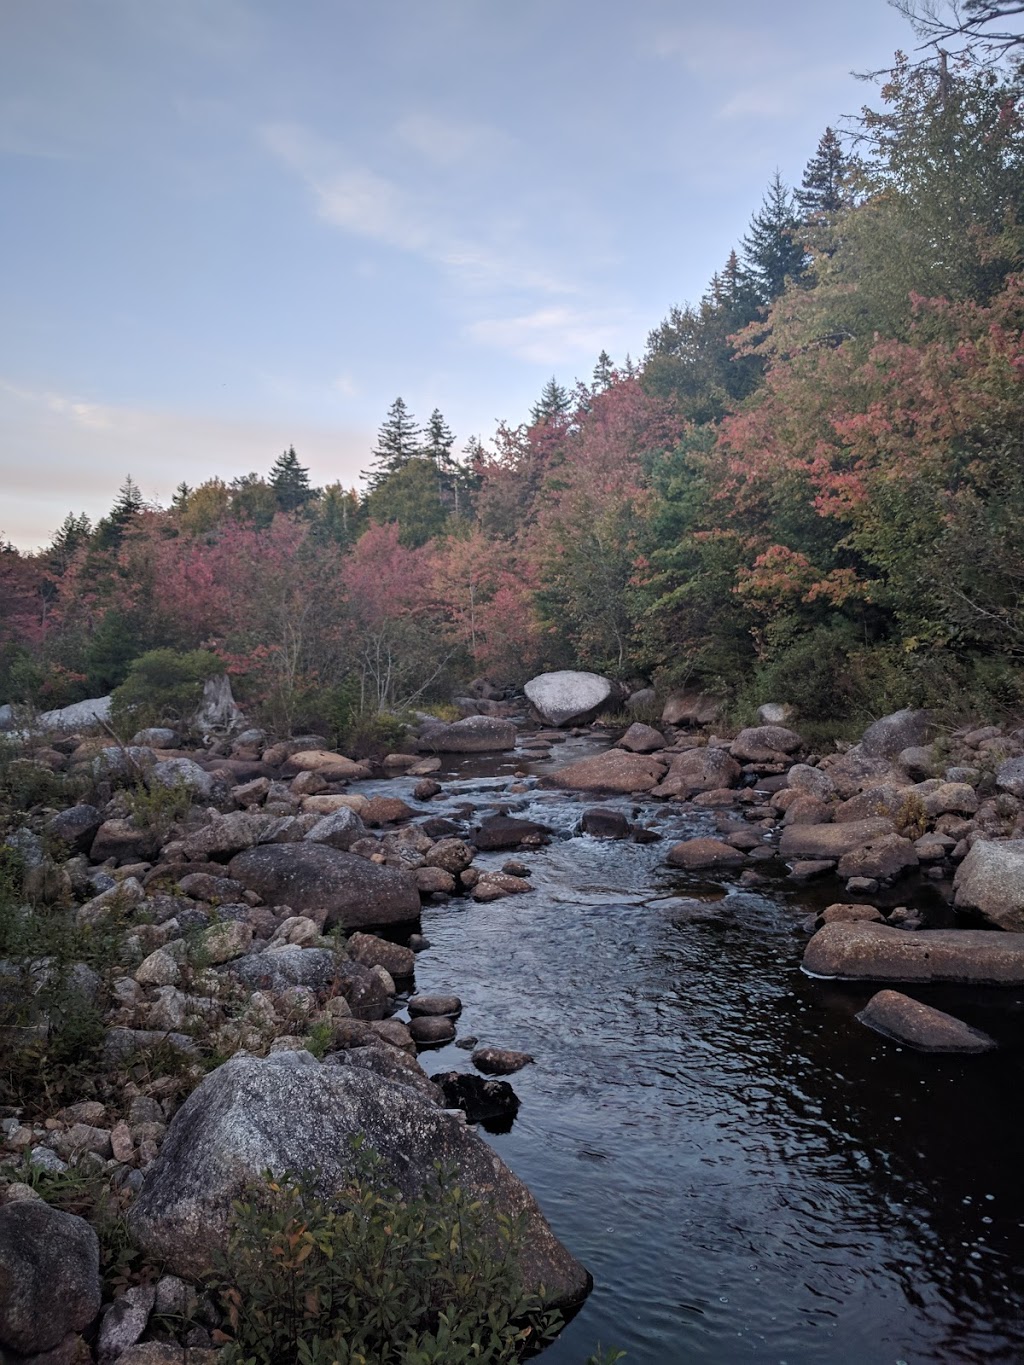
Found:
<box><xmin>171</xmin><ymin>482</ymin><xmax>192</xmax><ymax>512</ymax></box>
<box><xmin>94</xmin><ymin>476</ymin><xmax>145</xmax><ymax>550</ymax></box>
<box><xmin>421</xmin><ymin>409</ymin><xmax>456</xmax><ymax>469</ymax></box>
<box><xmin>796</xmin><ymin>128</ymin><xmax>851</xmax><ymax>223</ymax></box>
<box><xmin>530</xmin><ymin>377</ymin><xmax>571</xmax><ymax>425</ymax></box>
<box><xmin>742</xmin><ymin>171</ymin><xmax>808</xmax><ymax>303</ymax></box>
<box><xmin>46</xmin><ymin>512</ymin><xmax>92</xmax><ymax>576</ymax></box>
<box><xmin>364</xmin><ymin>398</ymin><xmax>421</xmax><ymax>489</ymax></box>
<box><xmin>592</xmin><ymin>350</ymin><xmax>615</xmax><ymax>392</ymax></box>
<box><xmin>269</xmin><ymin>446</ymin><xmax>314</xmax><ymax>512</ymax></box>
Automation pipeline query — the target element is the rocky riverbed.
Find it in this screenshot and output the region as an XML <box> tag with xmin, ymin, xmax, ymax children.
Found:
<box><xmin>2</xmin><ymin>696</ymin><xmax>1024</xmax><ymax>1361</ymax></box>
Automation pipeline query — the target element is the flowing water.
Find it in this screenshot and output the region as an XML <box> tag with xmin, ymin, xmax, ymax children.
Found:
<box><xmin>364</xmin><ymin>738</ymin><xmax>1024</xmax><ymax>1364</ymax></box>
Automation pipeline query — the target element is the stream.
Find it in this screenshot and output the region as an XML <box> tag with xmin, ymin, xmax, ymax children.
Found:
<box><xmin>363</xmin><ymin>736</ymin><xmax>1024</xmax><ymax>1364</ymax></box>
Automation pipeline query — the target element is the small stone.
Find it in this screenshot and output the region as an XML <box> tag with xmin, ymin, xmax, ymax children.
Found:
<box><xmin>471</xmin><ymin>1046</ymin><xmax>534</xmax><ymax>1075</ymax></box>
<box><xmin>98</xmin><ymin>1284</ymin><xmax>156</xmax><ymax>1359</ymax></box>
<box><xmin>409</xmin><ymin>1015</ymin><xmax>456</xmax><ymax>1046</ymax></box>
<box><xmin>110</xmin><ymin>1122</ymin><xmax>135</xmax><ymax>1164</ymax></box>
<box><xmin>408</xmin><ymin>993</ymin><xmax>462</xmax><ymax>1017</ymax></box>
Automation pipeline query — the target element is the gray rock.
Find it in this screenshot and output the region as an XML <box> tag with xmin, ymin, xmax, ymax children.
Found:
<box><xmin>859</xmin><ymin>708</ymin><xmax>936</xmax><ymax>759</ymax></box>
<box><xmin>786</xmin><ymin>764</ymin><xmax>836</xmax><ymax>801</ymax></box>
<box><xmin>756</xmin><ymin>702</ymin><xmax>798</xmax><ymax>726</ymax></box>
<box><xmin>409</xmin><ymin>1015</ymin><xmax>456</xmax><ymax>1045</ymax></box>
<box><xmin>0</xmin><ymin>1200</ymin><xmax>101</xmax><ymax>1354</ymax></box>
<box><xmin>652</xmin><ymin>746</ymin><xmax>741</xmax><ymax>798</ymax></box>
<box><xmin>148</xmin><ymin>758</ymin><xmax>216</xmax><ymax>800</ymax></box>
<box><xmin>954</xmin><ymin>839</ymin><xmax>1024</xmax><ymax>931</ymax></box>
<box><xmin>803</xmin><ymin>922</ymin><xmax>1024</xmax><ymax>983</ymax></box>
<box><xmin>45</xmin><ymin>804</ymin><xmax>104</xmax><ymax>853</ymax></box>
<box><xmin>127</xmin><ymin>1052</ymin><xmax>589</xmax><ymax>1309</ymax></box>
<box><xmin>418</xmin><ymin>716</ymin><xmax>517</xmax><ymax>752</ymax></box>
<box><xmin>625</xmin><ymin>687</ymin><xmax>656</xmax><ymax>714</ymax></box>
<box><xmin>98</xmin><ymin>1284</ymin><xmax>156</xmax><ymax>1360</ymax></box>
<box><xmin>730</xmin><ymin>725</ymin><xmax>804</xmax><ymax>762</ymax></box>
<box><xmin>896</xmin><ymin>745</ymin><xmax>939</xmax><ymax>780</ymax></box>
<box><xmin>525</xmin><ymin>671</ymin><xmax>620</xmax><ymax>727</ymax></box>
<box><xmin>995</xmin><ymin>756</ymin><xmax>1024</xmax><ymax>799</ymax></box>
<box><xmin>132</xmin><ymin>728</ymin><xmax>181</xmax><ymax>749</ymax></box>
<box><xmin>616</xmin><ymin>722</ymin><xmax>666</xmax><ymax>753</ymax></box>
<box><xmin>90</xmin><ymin>746</ymin><xmax>156</xmax><ymax>784</ymax></box>
<box><xmin>660</xmin><ymin>690</ymin><xmax>722</xmax><ymax>727</ymax></box>
<box><xmin>856</xmin><ymin>989</ymin><xmax>996</xmax><ymax>1053</ymax></box>
<box><xmin>37</xmin><ymin>695</ymin><xmax>112</xmax><ymax>733</ymax></box>
<box><xmin>228</xmin><ymin>844</ymin><xmax>420</xmax><ymax>929</ymax></box>
<box><xmin>224</xmin><ymin>945</ymin><xmax>341</xmax><ymax>992</ymax></box>
<box><xmin>303</xmin><ymin>807</ymin><xmax>366</xmax><ymax>850</ymax></box>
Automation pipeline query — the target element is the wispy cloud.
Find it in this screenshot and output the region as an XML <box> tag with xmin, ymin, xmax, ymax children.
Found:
<box><xmin>395</xmin><ymin>111</ymin><xmax>511</xmax><ymax>167</ymax></box>
<box><xmin>467</xmin><ymin>307</ymin><xmax>635</xmax><ymax>366</ymax></box>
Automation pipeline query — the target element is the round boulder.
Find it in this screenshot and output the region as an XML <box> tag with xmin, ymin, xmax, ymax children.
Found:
<box><xmin>228</xmin><ymin>844</ymin><xmax>420</xmax><ymax>929</ymax></box>
<box><xmin>524</xmin><ymin>671</ymin><xmax>620</xmax><ymax>728</ymax></box>
<box><xmin>0</xmin><ymin>1200</ymin><xmax>101</xmax><ymax>1354</ymax></box>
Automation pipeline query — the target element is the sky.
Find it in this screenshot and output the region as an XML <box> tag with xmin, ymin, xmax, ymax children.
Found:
<box><xmin>0</xmin><ymin>0</ymin><xmax>916</xmax><ymax>550</ymax></box>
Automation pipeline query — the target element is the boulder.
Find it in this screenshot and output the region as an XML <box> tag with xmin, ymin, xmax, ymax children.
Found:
<box><xmin>0</xmin><ymin>1200</ymin><xmax>101</xmax><ymax>1355</ymax></box>
<box><xmin>856</xmin><ymin>989</ymin><xmax>996</xmax><ymax>1053</ymax></box>
<box><xmin>816</xmin><ymin>751</ymin><xmax>896</xmax><ymax>800</ymax></box>
<box><xmin>148</xmin><ymin>758</ymin><xmax>217</xmax><ymax>800</ymax></box>
<box><xmin>922</xmin><ymin>782</ymin><xmax>978</xmax><ymax>818</ymax></box>
<box><xmin>651</xmin><ymin>746</ymin><xmax>741</xmax><ymax>798</ymax></box>
<box><xmin>779</xmin><ymin>817</ymin><xmax>894</xmax><ymax>862</ymax></box>
<box><xmin>954</xmin><ymin>839</ymin><xmax>1024</xmax><ymax>931</ymax></box>
<box><xmin>756</xmin><ymin>702</ymin><xmax>798</xmax><ymax>726</ymax></box>
<box><xmin>224</xmin><ymin>945</ymin><xmax>341</xmax><ymax>994</ymax></box>
<box><xmin>410</xmin><ymin>1015</ymin><xmax>456</xmax><ymax>1044</ymax></box>
<box><xmin>834</xmin><ymin>786</ymin><xmax>908</xmax><ymax>824</ymax></box>
<box><xmin>346</xmin><ymin>932</ymin><xmax>416</xmax><ymax>979</ymax></box>
<box><xmin>859</xmin><ymin>708</ymin><xmax>936</xmax><ymax>759</ymax></box>
<box><xmin>419</xmin><ymin>716</ymin><xmax>517</xmax><ymax>752</ymax></box>
<box><xmin>995</xmin><ymin>757</ymin><xmax>1024</xmax><ymax>799</ymax></box>
<box><xmin>616</xmin><ymin>722</ymin><xmax>666</xmax><ymax>753</ymax></box>
<box><xmin>471</xmin><ymin>1047</ymin><xmax>534</xmax><ymax>1075</ymax></box>
<box><xmin>836</xmin><ymin>833</ymin><xmax>918</xmax><ymax>881</ymax></box>
<box><xmin>729</xmin><ymin>725</ymin><xmax>804</xmax><ymax>762</ymax></box>
<box><xmin>127</xmin><ymin>1052</ymin><xmax>589</xmax><ymax>1309</ymax></box>
<box><xmin>525</xmin><ymin>670</ymin><xmax>621</xmax><ymax>727</ymax></box>
<box><xmin>228</xmin><ymin>844</ymin><xmax>420</xmax><ymax>928</ymax></box>
<box><xmin>36</xmin><ymin>695</ymin><xmax>112</xmax><ymax>733</ymax></box>
<box><xmin>625</xmin><ymin>687</ymin><xmax>656</xmax><ymax>714</ymax></box>
<box><xmin>282</xmin><ymin>749</ymin><xmax>372</xmax><ymax>781</ymax></box>
<box><xmin>361</xmin><ymin>796</ymin><xmax>417</xmax><ymax>826</ymax></box>
<box><xmin>431</xmin><ymin>1071</ymin><xmax>520</xmax><ymax>1124</ymax></box>
<box><xmin>46</xmin><ymin>804</ymin><xmax>104</xmax><ymax>853</ymax></box>
<box><xmin>666</xmin><ymin>837</ymin><xmax>745</xmax><ymax>871</ymax></box>
<box><xmin>896</xmin><ymin>745</ymin><xmax>939</xmax><ymax>781</ymax></box>
<box><xmin>544</xmin><ymin>750</ymin><xmax>666</xmax><ymax>793</ymax></box>
<box><xmin>803</xmin><ymin>922</ymin><xmax>1024</xmax><ymax>984</ymax></box>
<box><xmin>303</xmin><ymin>807</ymin><xmax>366</xmax><ymax>850</ymax></box>
<box><xmin>786</xmin><ymin>765</ymin><xmax>836</xmax><ymax>801</ymax></box>
<box><xmin>89</xmin><ymin>819</ymin><xmax>159</xmax><ymax>866</ymax></box>
<box><xmin>580</xmin><ymin>807</ymin><xmax>631</xmax><ymax>839</ymax></box>
<box><xmin>472</xmin><ymin>816</ymin><xmax>550</xmax><ymax>850</ymax></box>
<box><xmin>660</xmin><ymin>690</ymin><xmax>722</xmax><ymax>728</ymax></box>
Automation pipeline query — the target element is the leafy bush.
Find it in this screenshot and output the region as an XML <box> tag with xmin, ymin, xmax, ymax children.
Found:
<box><xmin>213</xmin><ymin>1145</ymin><xmax>563</xmax><ymax>1364</ymax></box>
<box><xmin>123</xmin><ymin>776</ymin><xmax>194</xmax><ymax>837</ymax></box>
<box><xmin>110</xmin><ymin>648</ymin><xmax>222</xmax><ymax>733</ymax></box>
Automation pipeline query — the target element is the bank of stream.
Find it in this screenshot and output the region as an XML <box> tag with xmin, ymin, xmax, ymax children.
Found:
<box><xmin>365</xmin><ymin>735</ymin><xmax>1024</xmax><ymax>1365</ymax></box>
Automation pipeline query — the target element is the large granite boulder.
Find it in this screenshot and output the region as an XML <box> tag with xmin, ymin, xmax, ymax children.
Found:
<box><xmin>543</xmin><ymin>750</ymin><xmax>666</xmax><ymax>793</ymax></box>
<box><xmin>803</xmin><ymin>922</ymin><xmax>1024</xmax><ymax>984</ymax></box>
<box><xmin>281</xmin><ymin>749</ymin><xmax>372</xmax><ymax>781</ymax></box>
<box><xmin>616</xmin><ymin>722</ymin><xmax>666</xmax><ymax>753</ymax></box>
<box><xmin>127</xmin><ymin>1052</ymin><xmax>590</xmax><ymax>1310</ymax></box>
<box><xmin>0</xmin><ymin>1200</ymin><xmax>101</xmax><ymax>1354</ymax></box>
<box><xmin>46</xmin><ymin>803</ymin><xmax>104</xmax><ymax>853</ymax></box>
<box><xmin>779</xmin><ymin>817</ymin><xmax>894</xmax><ymax>862</ymax></box>
<box><xmin>651</xmin><ymin>746</ymin><xmax>740</xmax><ymax>798</ymax></box>
<box><xmin>730</xmin><ymin>725</ymin><xmax>804</xmax><ymax>762</ymax></box>
<box><xmin>228</xmin><ymin>844</ymin><xmax>419</xmax><ymax>928</ymax></box>
<box><xmin>524</xmin><ymin>671</ymin><xmax>620</xmax><ymax>727</ymax></box>
<box><xmin>418</xmin><ymin>716</ymin><xmax>517</xmax><ymax>752</ymax></box>
<box><xmin>954</xmin><ymin>839</ymin><xmax>1024</xmax><ymax>931</ymax></box>
<box><xmin>36</xmin><ymin>695</ymin><xmax>112</xmax><ymax>733</ymax></box>
<box><xmin>856</xmin><ymin>990</ymin><xmax>996</xmax><ymax>1053</ymax></box>
<box><xmin>859</xmin><ymin>708</ymin><xmax>936</xmax><ymax>760</ymax></box>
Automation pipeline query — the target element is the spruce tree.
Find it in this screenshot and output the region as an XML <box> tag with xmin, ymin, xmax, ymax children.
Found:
<box><xmin>592</xmin><ymin>350</ymin><xmax>615</xmax><ymax>392</ymax></box>
<box><xmin>269</xmin><ymin>446</ymin><xmax>314</xmax><ymax>512</ymax></box>
<box><xmin>364</xmin><ymin>398</ymin><xmax>421</xmax><ymax>489</ymax></box>
<box><xmin>796</xmin><ymin>128</ymin><xmax>852</xmax><ymax>223</ymax></box>
<box><xmin>742</xmin><ymin>171</ymin><xmax>808</xmax><ymax>303</ymax></box>
<box><xmin>530</xmin><ymin>377</ymin><xmax>571</xmax><ymax>425</ymax></box>
<box><xmin>94</xmin><ymin>476</ymin><xmax>145</xmax><ymax>550</ymax></box>
<box><xmin>421</xmin><ymin>408</ymin><xmax>456</xmax><ymax>470</ymax></box>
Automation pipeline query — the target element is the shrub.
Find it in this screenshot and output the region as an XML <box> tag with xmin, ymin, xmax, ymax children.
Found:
<box><xmin>213</xmin><ymin>1144</ymin><xmax>563</xmax><ymax>1364</ymax></box>
<box><xmin>110</xmin><ymin>648</ymin><xmax>222</xmax><ymax>733</ymax></box>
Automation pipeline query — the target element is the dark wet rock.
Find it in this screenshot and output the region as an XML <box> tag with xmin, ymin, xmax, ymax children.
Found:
<box><xmin>0</xmin><ymin>1201</ymin><xmax>101</xmax><ymax>1355</ymax></box>
<box><xmin>803</xmin><ymin>922</ymin><xmax>1024</xmax><ymax>983</ymax></box>
<box><xmin>431</xmin><ymin>1071</ymin><xmax>521</xmax><ymax>1123</ymax></box>
<box><xmin>779</xmin><ymin>817</ymin><xmax>894</xmax><ymax>862</ymax></box>
<box><xmin>666</xmin><ymin>837</ymin><xmax>745</xmax><ymax>871</ymax></box>
<box><xmin>409</xmin><ymin>1015</ymin><xmax>456</xmax><ymax>1045</ymax></box>
<box><xmin>836</xmin><ymin>833</ymin><xmax>918</xmax><ymax>881</ymax></box>
<box><xmin>228</xmin><ymin>844</ymin><xmax>419</xmax><ymax>929</ymax></box>
<box><xmin>860</xmin><ymin>708</ymin><xmax>936</xmax><ymax>759</ymax></box>
<box><xmin>580</xmin><ymin>807</ymin><xmax>631</xmax><ymax>839</ymax></box>
<box><xmin>524</xmin><ymin>670</ymin><xmax>620</xmax><ymax>727</ymax></box>
<box><xmin>471</xmin><ymin>1047</ymin><xmax>534</xmax><ymax>1075</ymax></box>
<box><xmin>127</xmin><ymin>1052</ymin><xmax>588</xmax><ymax>1307</ymax></box>
<box><xmin>176</xmin><ymin>872</ymin><xmax>245</xmax><ymax>903</ymax></box>
<box><xmin>45</xmin><ymin>804</ymin><xmax>104</xmax><ymax>853</ymax></box>
<box><xmin>856</xmin><ymin>989</ymin><xmax>996</xmax><ymax>1053</ymax></box>
<box><xmin>502</xmin><ymin>859</ymin><xmax>530</xmax><ymax>877</ymax></box>
<box><xmin>418</xmin><ymin>716</ymin><xmax>517</xmax><ymax>752</ymax></box>
<box><xmin>544</xmin><ymin>750</ymin><xmax>666</xmax><ymax>793</ymax></box>
<box><xmin>953</xmin><ymin>839</ymin><xmax>1024</xmax><ymax>931</ymax></box>
<box><xmin>89</xmin><ymin>819</ymin><xmax>159</xmax><ymax>866</ymax></box>
<box><xmin>651</xmin><ymin>746</ymin><xmax>741</xmax><ymax>798</ymax></box>
<box><xmin>787</xmin><ymin>859</ymin><xmax>835</xmax><ymax>880</ymax></box>
<box><xmin>414</xmin><ymin>866</ymin><xmax>457</xmax><ymax>895</ymax></box>
<box><xmin>473</xmin><ymin>817</ymin><xmax>550</xmax><ymax>851</ymax></box>
<box><xmin>419</xmin><ymin>817</ymin><xmax>462</xmax><ymax>839</ymax></box>
<box><xmin>617</xmin><ymin>722</ymin><xmax>666</xmax><ymax>753</ymax></box>
<box><xmin>408</xmin><ymin>993</ymin><xmax>462</xmax><ymax>1017</ymax></box>
<box><xmin>346</xmin><ymin>932</ymin><xmax>415</xmax><ymax>979</ymax></box>
<box><xmin>413</xmin><ymin>779</ymin><xmax>442</xmax><ymax>801</ymax></box>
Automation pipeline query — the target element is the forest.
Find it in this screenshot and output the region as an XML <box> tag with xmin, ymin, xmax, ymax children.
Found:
<box><xmin>3</xmin><ymin>45</ymin><xmax>1024</xmax><ymax>736</ymax></box>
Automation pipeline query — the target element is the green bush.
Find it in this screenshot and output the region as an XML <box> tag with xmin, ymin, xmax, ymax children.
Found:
<box><xmin>110</xmin><ymin>648</ymin><xmax>221</xmax><ymax>733</ymax></box>
<box><xmin>213</xmin><ymin>1145</ymin><xmax>563</xmax><ymax>1364</ymax></box>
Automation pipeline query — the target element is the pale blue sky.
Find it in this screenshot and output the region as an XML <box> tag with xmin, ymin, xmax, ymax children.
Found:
<box><xmin>0</xmin><ymin>0</ymin><xmax>914</xmax><ymax>548</ymax></box>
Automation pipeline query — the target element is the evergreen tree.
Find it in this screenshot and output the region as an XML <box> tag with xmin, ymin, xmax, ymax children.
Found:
<box><xmin>230</xmin><ymin>473</ymin><xmax>278</xmax><ymax>528</ymax></box>
<box><xmin>364</xmin><ymin>398</ymin><xmax>421</xmax><ymax>489</ymax></box>
<box><xmin>421</xmin><ymin>408</ymin><xmax>455</xmax><ymax>469</ymax></box>
<box><xmin>46</xmin><ymin>512</ymin><xmax>92</xmax><ymax>575</ymax></box>
<box><xmin>742</xmin><ymin>171</ymin><xmax>808</xmax><ymax>303</ymax></box>
<box><xmin>530</xmin><ymin>377</ymin><xmax>571</xmax><ymax>425</ymax></box>
<box><xmin>796</xmin><ymin>128</ymin><xmax>852</xmax><ymax>223</ymax></box>
<box><xmin>171</xmin><ymin>482</ymin><xmax>192</xmax><ymax>511</ymax></box>
<box><xmin>592</xmin><ymin>350</ymin><xmax>615</xmax><ymax>392</ymax></box>
<box><xmin>269</xmin><ymin>446</ymin><xmax>314</xmax><ymax>512</ymax></box>
<box><xmin>313</xmin><ymin>483</ymin><xmax>363</xmax><ymax>547</ymax></box>
<box><xmin>93</xmin><ymin>476</ymin><xmax>145</xmax><ymax>550</ymax></box>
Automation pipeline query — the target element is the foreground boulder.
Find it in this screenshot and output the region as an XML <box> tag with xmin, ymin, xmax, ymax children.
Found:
<box><xmin>543</xmin><ymin>750</ymin><xmax>666</xmax><ymax>793</ymax></box>
<box><xmin>524</xmin><ymin>671</ymin><xmax>620</xmax><ymax>727</ymax></box>
<box><xmin>859</xmin><ymin>708</ymin><xmax>936</xmax><ymax>759</ymax></box>
<box><xmin>803</xmin><ymin>922</ymin><xmax>1024</xmax><ymax>984</ymax></box>
<box><xmin>651</xmin><ymin>746</ymin><xmax>740</xmax><ymax>798</ymax></box>
<box><xmin>419</xmin><ymin>716</ymin><xmax>517</xmax><ymax>752</ymax></box>
<box><xmin>127</xmin><ymin>1052</ymin><xmax>589</xmax><ymax>1309</ymax></box>
<box><xmin>856</xmin><ymin>989</ymin><xmax>996</xmax><ymax>1053</ymax></box>
<box><xmin>0</xmin><ymin>1200</ymin><xmax>101</xmax><ymax>1354</ymax></box>
<box><xmin>229</xmin><ymin>844</ymin><xmax>419</xmax><ymax>928</ymax></box>
<box><xmin>953</xmin><ymin>839</ymin><xmax>1024</xmax><ymax>932</ymax></box>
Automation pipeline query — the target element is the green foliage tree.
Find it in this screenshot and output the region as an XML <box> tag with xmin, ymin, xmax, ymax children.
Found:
<box><xmin>93</xmin><ymin>476</ymin><xmax>145</xmax><ymax>552</ymax></box>
<box><xmin>364</xmin><ymin>398</ymin><xmax>421</xmax><ymax>491</ymax></box>
<box><xmin>529</xmin><ymin>377</ymin><xmax>571</xmax><ymax>425</ymax></box>
<box><xmin>109</xmin><ymin>647</ymin><xmax>222</xmax><ymax>731</ymax></box>
<box><xmin>365</xmin><ymin>458</ymin><xmax>448</xmax><ymax>547</ymax></box>
<box><xmin>229</xmin><ymin>473</ymin><xmax>278</xmax><ymax>528</ymax></box>
<box><xmin>268</xmin><ymin>446</ymin><xmax>315</xmax><ymax>513</ymax></box>
<box><xmin>592</xmin><ymin>350</ymin><xmax>615</xmax><ymax>391</ymax></box>
<box><xmin>741</xmin><ymin>171</ymin><xmax>808</xmax><ymax>302</ymax></box>
<box><xmin>796</xmin><ymin>127</ymin><xmax>853</xmax><ymax>224</ymax></box>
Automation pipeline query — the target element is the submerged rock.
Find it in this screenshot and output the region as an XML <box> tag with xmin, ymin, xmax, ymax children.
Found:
<box><xmin>856</xmin><ymin>989</ymin><xmax>996</xmax><ymax>1053</ymax></box>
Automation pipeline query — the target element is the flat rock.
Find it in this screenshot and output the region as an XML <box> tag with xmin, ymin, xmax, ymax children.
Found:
<box><xmin>281</xmin><ymin>749</ymin><xmax>372</xmax><ymax>781</ymax></box>
<box><xmin>836</xmin><ymin>833</ymin><xmax>918</xmax><ymax>881</ymax></box>
<box><xmin>953</xmin><ymin>839</ymin><xmax>1024</xmax><ymax>931</ymax></box>
<box><xmin>471</xmin><ymin>1047</ymin><xmax>534</xmax><ymax>1075</ymax></box>
<box><xmin>228</xmin><ymin>843</ymin><xmax>419</xmax><ymax>928</ymax></box>
<box><xmin>856</xmin><ymin>989</ymin><xmax>996</xmax><ymax>1052</ymax></box>
<box><xmin>803</xmin><ymin>922</ymin><xmax>1024</xmax><ymax>984</ymax></box>
<box><xmin>543</xmin><ymin>749</ymin><xmax>666</xmax><ymax>793</ymax></box>
<box><xmin>418</xmin><ymin>716</ymin><xmax>517</xmax><ymax>752</ymax></box>
<box><xmin>127</xmin><ymin>1052</ymin><xmax>589</xmax><ymax>1309</ymax></box>
<box><xmin>779</xmin><ymin>817</ymin><xmax>894</xmax><ymax>861</ymax></box>
<box><xmin>666</xmin><ymin>837</ymin><xmax>745</xmax><ymax>871</ymax></box>
<box><xmin>472</xmin><ymin>816</ymin><xmax>551</xmax><ymax>851</ymax></box>
<box><xmin>730</xmin><ymin>725</ymin><xmax>804</xmax><ymax>762</ymax></box>
<box><xmin>525</xmin><ymin>671</ymin><xmax>619</xmax><ymax>727</ymax></box>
